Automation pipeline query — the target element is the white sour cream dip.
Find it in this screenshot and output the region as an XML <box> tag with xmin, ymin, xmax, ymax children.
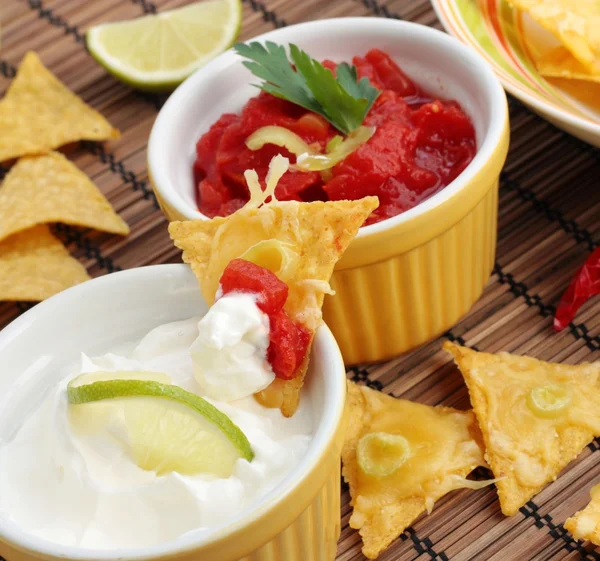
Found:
<box><xmin>0</xmin><ymin>317</ymin><xmax>313</xmax><ymax>550</ymax></box>
<box><xmin>191</xmin><ymin>292</ymin><xmax>275</xmax><ymax>401</ymax></box>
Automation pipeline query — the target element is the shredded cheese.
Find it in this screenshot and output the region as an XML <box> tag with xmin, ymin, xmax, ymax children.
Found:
<box><xmin>243</xmin><ymin>155</ymin><xmax>289</xmax><ymax>210</ymax></box>
<box><xmin>297</xmin><ymin>279</ymin><xmax>336</xmax><ymax>295</ymax></box>
<box><xmin>264</xmin><ymin>154</ymin><xmax>288</xmax><ymax>203</ymax></box>
<box><xmin>243</xmin><ymin>169</ymin><xmax>265</xmax><ymax>210</ymax></box>
<box><xmin>447</xmin><ymin>474</ymin><xmax>505</xmax><ymax>491</ymax></box>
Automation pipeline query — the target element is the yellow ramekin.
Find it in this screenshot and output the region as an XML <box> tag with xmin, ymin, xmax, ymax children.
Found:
<box><xmin>323</xmin><ymin>130</ymin><xmax>508</xmax><ymax>364</ymax></box>
<box><xmin>0</xmin><ymin>266</ymin><xmax>348</xmax><ymax>561</ymax></box>
<box><xmin>148</xmin><ymin>18</ymin><xmax>510</xmax><ymax>365</ymax></box>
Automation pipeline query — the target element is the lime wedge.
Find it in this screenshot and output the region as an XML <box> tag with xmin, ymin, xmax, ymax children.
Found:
<box><xmin>86</xmin><ymin>0</ymin><xmax>242</xmax><ymax>92</ymax></box>
<box><xmin>67</xmin><ymin>375</ymin><xmax>253</xmax><ymax>477</ymax></box>
<box><xmin>527</xmin><ymin>384</ymin><xmax>572</xmax><ymax>419</ymax></box>
<box><xmin>357</xmin><ymin>432</ymin><xmax>411</xmax><ymax>477</ymax></box>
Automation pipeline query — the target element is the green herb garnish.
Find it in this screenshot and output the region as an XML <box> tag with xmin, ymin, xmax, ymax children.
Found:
<box><xmin>234</xmin><ymin>41</ymin><xmax>381</xmax><ymax>135</ymax></box>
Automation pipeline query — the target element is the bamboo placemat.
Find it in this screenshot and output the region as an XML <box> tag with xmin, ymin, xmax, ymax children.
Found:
<box><xmin>1</xmin><ymin>1</ymin><xmax>600</xmax><ymax>560</ymax></box>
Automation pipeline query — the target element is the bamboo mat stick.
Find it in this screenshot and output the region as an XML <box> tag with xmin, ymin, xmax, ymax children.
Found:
<box><xmin>0</xmin><ymin>0</ymin><xmax>599</xmax><ymax>560</ymax></box>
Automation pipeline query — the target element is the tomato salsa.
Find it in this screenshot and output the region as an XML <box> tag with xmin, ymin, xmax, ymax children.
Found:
<box><xmin>194</xmin><ymin>49</ymin><xmax>476</xmax><ymax>225</ymax></box>
<box><xmin>219</xmin><ymin>259</ymin><xmax>310</xmax><ymax>380</ymax></box>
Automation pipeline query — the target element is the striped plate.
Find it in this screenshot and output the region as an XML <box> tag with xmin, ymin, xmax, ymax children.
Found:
<box><xmin>432</xmin><ymin>0</ymin><xmax>600</xmax><ymax>147</ymax></box>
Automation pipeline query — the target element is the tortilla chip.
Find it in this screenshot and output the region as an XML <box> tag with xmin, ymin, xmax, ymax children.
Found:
<box><xmin>565</xmin><ymin>484</ymin><xmax>600</xmax><ymax>545</ymax></box>
<box><xmin>507</xmin><ymin>0</ymin><xmax>600</xmax><ymax>73</ymax></box>
<box><xmin>169</xmin><ymin>197</ymin><xmax>378</xmax><ymax>416</ymax></box>
<box><xmin>0</xmin><ymin>152</ymin><xmax>129</xmax><ymax>242</ymax></box>
<box><xmin>342</xmin><ymin>381</ymin><xmax>486</xmax><ymax>559</ymax></box>
<box><xmin>0</xmin><ymin>52</ymin><xmax>119</xmax><ymax>162</ymax></box>
<box><xmin>0</xmin><ymin>225</ymin><xmax>90</xmax><ymax>301</ymax></box>
<box><xmin>444</xmin><ymin>342</ymin><xmax>600</xmax><ymax>516</ymax></box>
<box><xmin>537</xmin><ymin>46</ymin><xmax>600</xmax><ymax>83</ymax></box>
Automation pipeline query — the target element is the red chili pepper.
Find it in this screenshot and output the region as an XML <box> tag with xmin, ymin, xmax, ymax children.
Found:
<box><xmin>554</xmin><ymin>247</ymin><xmax>600</xmax><ymax>331</ymax></box>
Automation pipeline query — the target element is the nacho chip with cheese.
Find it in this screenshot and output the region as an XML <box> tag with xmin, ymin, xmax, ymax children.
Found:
<box><xmin>444</xmin><ymin>341</ymin><xmax>600</xmax><ymax>516</ymax></box>
<box><xmin>0</xmin><ymin>52</ymin><xmax>119</xmax><ymax>162</ymax></box>
<box><xmin>565</xmin><ymin>483</ymin><xmax>600</xmax><ymax>545</ymax></box>
<box><xmin>0</xmin><ymin>225</ymin><xmax>90</xmax><ymax>301</ymax></box>
<box><xmin>0</xmin><ymin>151</ymin><xmax>129</xmax><ymax>242</ymax></box>
<box><xmin>169</xmin><ymin>156</ymin><xmax>378</xmax><ymax>417</ymax></box>
<box><xmin>342</xmin><ymin>381</ymin><xmax>487</xmax><ymax>560</ymax></box>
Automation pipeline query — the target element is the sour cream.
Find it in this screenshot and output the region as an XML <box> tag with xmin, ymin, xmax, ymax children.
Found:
<box><xmin>190</xmin><ymin>293</ymin><xmax>275</xmax><ymax>402</ymax></box>
<box><xmin>0</xmin><ymin>318</ymin><xmax>312</xmax><ymax>550</ymax></box>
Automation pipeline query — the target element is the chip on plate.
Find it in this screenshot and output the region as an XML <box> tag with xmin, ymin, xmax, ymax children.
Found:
<box><xmin>565</xmin><ymin>484</ymin><xmax>600</xmax><ymax>545</ymax></box>
<box><xmin>508</xmin><ymin>0</ymin><xmax>600</xmax><ymax>69</ymax></box>
<box><xmin>0</xmin><ymin>151</ymin><xmax>129</xmax><ymax>242</ymax></box>
<box><xmin>0</xmin><ymin>225</ymin><xmax>90</xmax><ymax>301</ymax></box>
<box><xmin>342</xmin><ymin>381</ymin><xmax>487</xmax><ymax>559</ymax></box>
<box><xmin>169</xmin><ymin>157</ymin><xmax>377</xmax><ymax>416</ymax></box>
<box><xmin>445</xmin><ymin>341</ymin><xmax>600</xmax><ymax>516</ymax></box>
<box><xmin>537</xmin><ymin>46</ymin><xmax>600</xmax><ymax>83</ymax></box>
<box><xmin>507</xmin><ymin>0</ymin><xmax>600</xmax><ymax>80</ymax></box>
<box><xmin>0</xmin><ymin>52</ymin><xmax>119</xmax><ymax>162</ymax></box>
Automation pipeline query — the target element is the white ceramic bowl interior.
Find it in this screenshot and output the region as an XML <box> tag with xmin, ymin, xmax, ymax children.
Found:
<box><xmin>148</xmin><ymin>17</ymin><xmax>506</xmax><ymax>240</ymax></box>
<box><xmin>0</xmin><ymin>265</ymin><xmax>346</xmax><ymax>561</ymax></box>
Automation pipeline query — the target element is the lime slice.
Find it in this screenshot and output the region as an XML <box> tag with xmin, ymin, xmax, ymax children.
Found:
<box><xmin>357</xmin><ymin>432</ymin><xmax>411</xmax><ymax>477</ymax></box>
<box><xmin>67</xmin><ymin>376</ymin><xmax>253</xmax><ymax>477</ymax></box>
<box><xmin>70</xmin><ymin>370</ymin><xmax>172</xmax><ymax>387</ymax></box>
<box><xmin>86</xmin><ymin>0</ymin><xmax>242</xmax><ymax>92</ymax></box>
<box><xmin>527</xmin><ymin>384</ymin><xmax>572</xmax><ymax>419</ymax></box>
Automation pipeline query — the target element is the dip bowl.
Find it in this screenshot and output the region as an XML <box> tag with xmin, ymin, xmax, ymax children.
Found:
<box><xmin>148</xmin><ymin>17</ymin><xmax>510</xmax><ymax>364</ymax></box>
<box><xmin>0</xmin><ymin>265</ymin><xmax>347</xmax><ymax>561</ymax></box>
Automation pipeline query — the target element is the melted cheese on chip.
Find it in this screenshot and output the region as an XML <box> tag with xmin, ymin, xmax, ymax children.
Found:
<box><xmin>444</xmin><ymin>342</ymin><xmax>600</xmax><ymax>516</ymax></box>
<box><xmin>342</xmin><ymin>381</ymin><xmax>486</xmax><ymax>559</ymax></box>
<box><xmin>565</xmin><ymin>484</ymin><xmax>600</xmax><ymax>545</ymax></box>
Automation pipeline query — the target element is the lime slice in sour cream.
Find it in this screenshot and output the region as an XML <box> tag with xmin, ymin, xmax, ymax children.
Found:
<box><xmin>67</xmin><ymin>371</ymin><xmax>253</xmax><ymax>477</ymax></box>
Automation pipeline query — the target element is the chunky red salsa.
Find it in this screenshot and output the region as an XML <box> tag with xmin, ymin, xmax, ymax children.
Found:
<box><xmin>194</xmin><ymin>49</ymin><xmax>476</xmax><ymax>224</ymax></box>
<box><xmin>219</xmin><ymin>259</ymin><xmax>311</xmax><ymax>380</ymax></box>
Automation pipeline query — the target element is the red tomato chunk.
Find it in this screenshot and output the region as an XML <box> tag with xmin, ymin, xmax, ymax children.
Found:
<box><xmin>194</xmin><ymin>49</ymin><xmax>476</xmax><ymax>224</ymax></box>
<box><xmin>219</xmin><ymin>258</ymin><xmax>288</xmax><ymax>315</ymax></box>
<box><xmin>219</xmin><ymin>259</ymin><xmax>311</xmax><ymax>380</ymax></box>
<box><xmin>267</xmin><ymin>311</ymin><xmax>312</xmax><ymax>380</ymax></box>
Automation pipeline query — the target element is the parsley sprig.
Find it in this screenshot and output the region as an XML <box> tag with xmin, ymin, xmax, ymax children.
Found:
<box><xmin>234</xmin><ymin>41</ymin><xmax>381</xmax><ymax>135</ymax></box>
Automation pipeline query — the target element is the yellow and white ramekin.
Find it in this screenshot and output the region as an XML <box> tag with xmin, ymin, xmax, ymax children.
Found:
<box><xmin>0</xmin><ymin>265</ymin><xmax>348</xmax><ymax>561</ymax></box>
<box><xmin>148</xmin><ymin>18</ymin><xmax>510</xmax><ymax>364</ymax></box>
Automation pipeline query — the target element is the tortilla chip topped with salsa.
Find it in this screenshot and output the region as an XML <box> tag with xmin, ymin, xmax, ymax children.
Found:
<box><xmin>170</xmin><ymin>156</ymin><xmax>377</xmax><ymax>416</ymax></box>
